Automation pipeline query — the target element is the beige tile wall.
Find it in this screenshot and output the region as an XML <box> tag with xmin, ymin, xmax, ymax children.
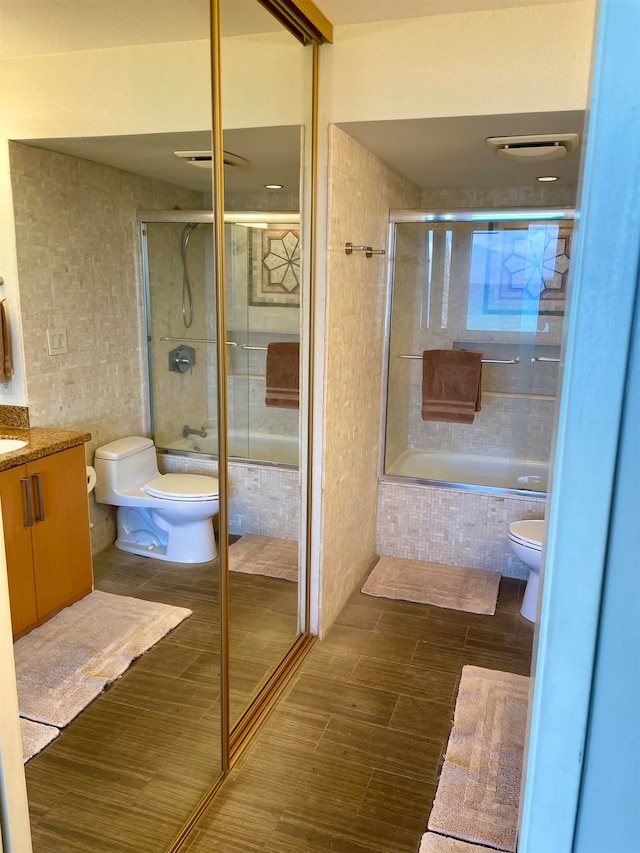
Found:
<box><xmin>421</xmin><ymin>184</ymin><xmax>576</xmax><ymax>210</ymax></box>
<box><xmin>146</xmin><ymin>222</ymin><xmax>211</xmax><ymax>448</ymax></box>
<box><xmin>319</xmin><ymin>127</ymin><xmax>421</xmax><ymax>634</ymax></box>
<box><xmin>377</xmin><ymin>480</ymin><xmax>545</xmax><ymax>578</ymax></box>
<box><xmin>9</xmin><ymin>142</ymin><xmax>205</xmax><ymax>554</ymax></box>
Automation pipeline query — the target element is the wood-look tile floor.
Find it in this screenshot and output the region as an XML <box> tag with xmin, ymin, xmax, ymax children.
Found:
<box><xmin>181</xmin><ymin>577</ymin><xmax>534</xmax><ymax>853</ymax></box>
<box><xmin>24</xmin><ymin>544</ymin><xmax>299</xmax><ymax>853</ymax></box>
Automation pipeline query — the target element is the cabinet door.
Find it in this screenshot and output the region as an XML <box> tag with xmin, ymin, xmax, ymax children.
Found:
<box><xmin>29</xmin><ymin>445</ymin><xmax>93</xmax><ymax>620</ymax></box>
<box><xmin>0</xmin><ymin>465</ymin><xmax>38</xmax><ymax>637</ymax></box>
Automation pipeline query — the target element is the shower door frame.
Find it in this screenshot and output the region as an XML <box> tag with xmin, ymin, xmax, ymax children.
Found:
<box><xmin>380</xmin><ymin>207</ymin><xmax>576</xmax><ymax>499</ymax></box>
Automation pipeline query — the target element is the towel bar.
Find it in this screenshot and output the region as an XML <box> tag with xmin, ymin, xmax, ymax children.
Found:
<box><xmin>160</xmin><ymin>336</ymin><xmax>238</xmax><ymax>346</ymax></box>
<box><xmin>530</xmin><ymin>356</ymin><xmax>560</xmax><ymax>363</ymax></box>
<box><xmin>396</xmin><ymin>353</ymin><xmax>520</xmax><ymax>365</ymax></box>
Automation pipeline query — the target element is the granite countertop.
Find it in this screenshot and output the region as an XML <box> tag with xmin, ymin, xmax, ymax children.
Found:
<box><xmin>0</xmin><ymin>427</ymin><xmax>91</xmax><ymax>472</ymax></box>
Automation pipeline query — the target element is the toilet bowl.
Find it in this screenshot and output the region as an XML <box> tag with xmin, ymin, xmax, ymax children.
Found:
<box><xmin>94</xmin><ymin>436</ymin><xmax>219</xmax><ymax>563</ymax></box>
<box><xmin>508</xmin><ymin>519</ymin><xmax>544</xmax><ymax>622</ymax></box>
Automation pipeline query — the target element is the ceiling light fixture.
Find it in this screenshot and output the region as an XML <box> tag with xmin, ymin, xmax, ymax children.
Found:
<box><xmin>486</xmin><ymin>133</ymin><xmax>579</xmax><ymax>163</ymax></box>
<box><xmin>537</xmin><ymin>175</ymin><xmax>559</xmax><ymax>182</ymax></box>
<box><xmin>264</xmin><ymin>183</ymin><xmax>283</xmax><ymax>189</ymax></box>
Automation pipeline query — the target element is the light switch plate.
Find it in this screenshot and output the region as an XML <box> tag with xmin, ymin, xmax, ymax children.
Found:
<box><xmin>47</xmin><ymin>328</ymin><xmax>68</xmax><ymax>356</ymax></box>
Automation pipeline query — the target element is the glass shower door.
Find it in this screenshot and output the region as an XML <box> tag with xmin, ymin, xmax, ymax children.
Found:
<box><xmin>144</xmin><ymin>218</ymin><xmax>218</xmax><ymax>457</ymax></box>
<box><xmin>384</xmin><ymin>212</ymin><xmax>573</xmax><ymax>493</ymax></box>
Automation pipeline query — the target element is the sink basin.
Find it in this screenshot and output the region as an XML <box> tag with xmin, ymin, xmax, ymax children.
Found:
<box><xmin>0</xmin><ymin>438</ymin><xmax>28</xmax><ymax>454</ymax></box>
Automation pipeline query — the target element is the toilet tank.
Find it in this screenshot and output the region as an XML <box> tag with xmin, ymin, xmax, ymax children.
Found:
<box><xmin>94</xmin><ymin>436</ymin><xmax>160</xmax><ymax>502</ymax></box>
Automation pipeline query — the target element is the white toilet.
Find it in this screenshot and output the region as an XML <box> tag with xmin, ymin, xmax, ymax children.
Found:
<box><xmin>94</xmin><ymin>436</ymin><xmax>219</xmax><ymax>564</ymax></box>
<box><xmin>508</xmin><ymin>519</ymin><xmax>544</xmax><ymax>622</ymax></box>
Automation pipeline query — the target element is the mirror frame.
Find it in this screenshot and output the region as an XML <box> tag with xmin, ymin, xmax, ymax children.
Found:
<box><xmin>164</xmin><ymin>3</ymin><xmax>331</xmax><ymax>849</ymax></box>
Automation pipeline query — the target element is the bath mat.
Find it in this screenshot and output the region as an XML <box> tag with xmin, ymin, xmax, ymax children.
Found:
<box><xmin>427</xmin><ymin>666</ymin><xmax>530</xmax><ymax>852</ymax></box>
<box><xmin>361</xmin><ymin>556</ymin><xmax>500</xmax><ymax>615</ymax></box>
<box><xmin>229</xmin><ymin>535</ymin><xmax>298</xmax><ymax>582</ymax></box>
<box><xmin>419</xmin><ymin>833</ymin><xmax>493</xmax><ymax>853</ymax></box>
<box><xmin>21</xmin><ymin>718</ymin><xmax>60</xmax><ymax>763</ymax></box>
<box><xmin>14</xmin><ymin>590</ymin><xmax>191</xmax><ymax>728</ymax></box>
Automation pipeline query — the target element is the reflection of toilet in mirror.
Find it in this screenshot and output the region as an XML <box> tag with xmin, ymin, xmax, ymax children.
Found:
<box><xmin>508</xmin><ymin>519</ymin><xmax>544</xmax><ymax>622</ymax></box>
<box><xmin>94</xmin><ymin>436</ymin><xmax>219</xmax><ymax>563</ymax></box>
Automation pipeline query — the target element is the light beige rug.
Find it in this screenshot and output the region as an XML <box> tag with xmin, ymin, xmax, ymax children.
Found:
<box><xmin>361</xmin><ymin>556</ymin><xmax>501</xmax><ymax>615</ymax></box>
<box><xmin>14</xmin><ymin>590</ymin><xmax>191</xmax><ymax>728</ymax></box>
<box><xmin>419</xmin><ymin>833</ymin><xmax>493</xmax><ymax>853</ymax></box>
<box><xmin>21</xmin><ymin>718</ymin><xmax>59</xmax><ymax>763</ymax></box>
<box><xmin>428</xmin><ymin>666</ymin><xmax>530</xmax><ymax>852</ymax></box>
<box><xmin>229</xmin><ymin>534</ymin><xmax>298</xmax><ymax>582</ymax></box>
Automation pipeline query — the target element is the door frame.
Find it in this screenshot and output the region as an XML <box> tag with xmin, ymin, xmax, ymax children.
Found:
<box><xmin>518</xmin><ymin>0</ymin><xmax>640</xmax><ymax>847</ymax></box>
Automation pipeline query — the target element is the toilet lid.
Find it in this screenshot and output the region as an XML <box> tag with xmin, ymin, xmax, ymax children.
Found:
<box><xmin>508</xmin><ymin>519</ymin><xmax>544</xmax><ymax>549</ymax></box>
<box><xmin>143</xmin><ymin>473</ymin><xmax>219</xmax><ymax>501</ymax></box>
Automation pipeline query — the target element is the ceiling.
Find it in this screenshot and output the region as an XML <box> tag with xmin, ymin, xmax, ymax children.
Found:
<box><xmin>316</xmin><ymin>0</ymin><xmax>581</xmax><ymax>26</ymax></box>
<box><xmin>24</xmin><ymin>127</ymin><xmax>303</xmax><ymax>197</ymax></box>
<box><xmin>0</xmin><ymin>0</ymin><xmax>585</xmax><ymax>58</ymax></box>
<box><xmin>338</xmin><ymin>112</ymin><xmax>585</xmax><ymax>189</ymax></box>
<box><xmin>2</xmin><ymin>0</ymin><xmax>586</xmax><ymax>195</ymax></box>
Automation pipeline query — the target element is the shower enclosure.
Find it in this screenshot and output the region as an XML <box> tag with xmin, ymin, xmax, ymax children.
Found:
<box><xmin>383</xmin><ymin>209</ymin><xmax>574</xmax><ymax>496</ymax></box>
<box><xmin>141</xmin><ymin>211</ymin><xmax>300</xmax><ymax>469</ymax></box>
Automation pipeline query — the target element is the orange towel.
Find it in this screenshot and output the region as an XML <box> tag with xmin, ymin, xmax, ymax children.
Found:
<box><xmin>265</xmin><ymin>342</ymin><xmax>299</xmax><ymax>409</ymax></box>
<box><xmin>421</xmin><ymin>349</ymin><xmax>482</xmax><ymax>424</ymax></box>
<box><xmin>0</xmin><ymin>302</ymin><xmax>13</xmax><ymax>382</ymax></box>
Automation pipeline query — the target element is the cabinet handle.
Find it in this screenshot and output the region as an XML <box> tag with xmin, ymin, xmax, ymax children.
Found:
<box><xmin>20</xmin><ymin>477</ymin><xmax>33</xmax><ymax>527</ymax></box>
<box><xmin>32</xmin><ymin>473</ymin><xmax>45</xmax><ymax>522</ymax></box>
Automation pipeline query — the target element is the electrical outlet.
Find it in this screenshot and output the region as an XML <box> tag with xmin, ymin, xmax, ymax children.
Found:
<box><xmin>47</xmin><ymin>328</ymin><xmax>68</xmax><ymax>356</ymax></box>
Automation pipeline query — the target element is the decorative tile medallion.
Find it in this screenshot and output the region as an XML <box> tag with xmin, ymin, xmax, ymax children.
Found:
<box><xmin>473</xmin><ymin>222</ymin><xmax>573</xmax><ymax>317</ymax></box>
<box><xmin>250</xmin><ymin>227</ymin><xmax>300</xmax><ymax>307</ymax></box>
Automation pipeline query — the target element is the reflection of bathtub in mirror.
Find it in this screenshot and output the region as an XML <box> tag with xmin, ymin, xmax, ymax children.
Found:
<box><xmin>161</xmin><ymin>429</ymin><xmax>299</xmax><ymax>468</ymax></box>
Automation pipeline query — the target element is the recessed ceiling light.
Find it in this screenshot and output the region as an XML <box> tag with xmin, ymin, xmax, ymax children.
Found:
<box><xmin>264</xmin><ymin>183</ymin><xmax>283</xmax><ymax>190</ymax></box>
<box><xmin>537</xmin><ymin>175</ymin><xmax>559</xmax><ymax>182</ymax></box>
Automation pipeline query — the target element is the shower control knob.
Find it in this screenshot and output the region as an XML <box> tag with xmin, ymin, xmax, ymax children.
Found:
<box><xmin>168</xmin><ymin>345</ymin><xmax>196</xmax><ymax>374</ymax></box>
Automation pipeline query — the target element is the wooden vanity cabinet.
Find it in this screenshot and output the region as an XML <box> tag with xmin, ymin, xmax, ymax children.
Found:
<box><xmin>0</xmin><ymin>443</ymin><xmax>93</xmax><ymax>639</ymax></box>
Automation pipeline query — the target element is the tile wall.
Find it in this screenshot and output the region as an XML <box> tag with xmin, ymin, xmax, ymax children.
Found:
<box><xmin>146</xmin><ymin>222</ymin><xmax>211</xmax><ymax>448</ymax></box>
<box><xmin>9</xmin><ymin>142</ymin><xmax>205</xmax><ymax>553</ymax></box>
<box><xmin>377</xmin><ymin>480</ymin><xmax>545</xmax><ymax>578</ymax></box>
<box><xmin>319</xmin><ymin>127</ymin><xmax>421</xmax><ymax>634</ymax></box>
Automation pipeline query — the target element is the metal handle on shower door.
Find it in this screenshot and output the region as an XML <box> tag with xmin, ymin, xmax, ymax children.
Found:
<box><xmin>20</xmin><ymin>477</ymin><xmax>33</xmax><ymax>527</ymax></box>
<box><xmin>32</xmin><ymin>473</ymin><xmax>45</xmax><ymax>521</ymax></box>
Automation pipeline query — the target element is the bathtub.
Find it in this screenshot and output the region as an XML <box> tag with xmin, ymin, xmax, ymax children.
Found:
<box><xmin>386</xmin><ymin>450</ymin><xmax>548</xmax><ymax>495</ymax></box>
<box><xmin>161</xmin><ymin>430</ymin><xmax>299</xmax><ymax>467</ymax></box>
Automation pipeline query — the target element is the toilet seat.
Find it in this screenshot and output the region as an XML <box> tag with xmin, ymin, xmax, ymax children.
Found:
<box><xmin>508</xmin><ymin>520</ymin><xmax>544</xmax><ymax>550</ymax></box>
<box><xmin>143</xmin><ymin>473</ymin><xmax>219</xmax><ymax>502</ymax></box>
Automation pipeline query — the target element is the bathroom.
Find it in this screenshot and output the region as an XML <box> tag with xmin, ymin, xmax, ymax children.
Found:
<box><xmin>0</xmin><ymin>0</ymin><xmax>613</xmax><ymax>850</ymax></box>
